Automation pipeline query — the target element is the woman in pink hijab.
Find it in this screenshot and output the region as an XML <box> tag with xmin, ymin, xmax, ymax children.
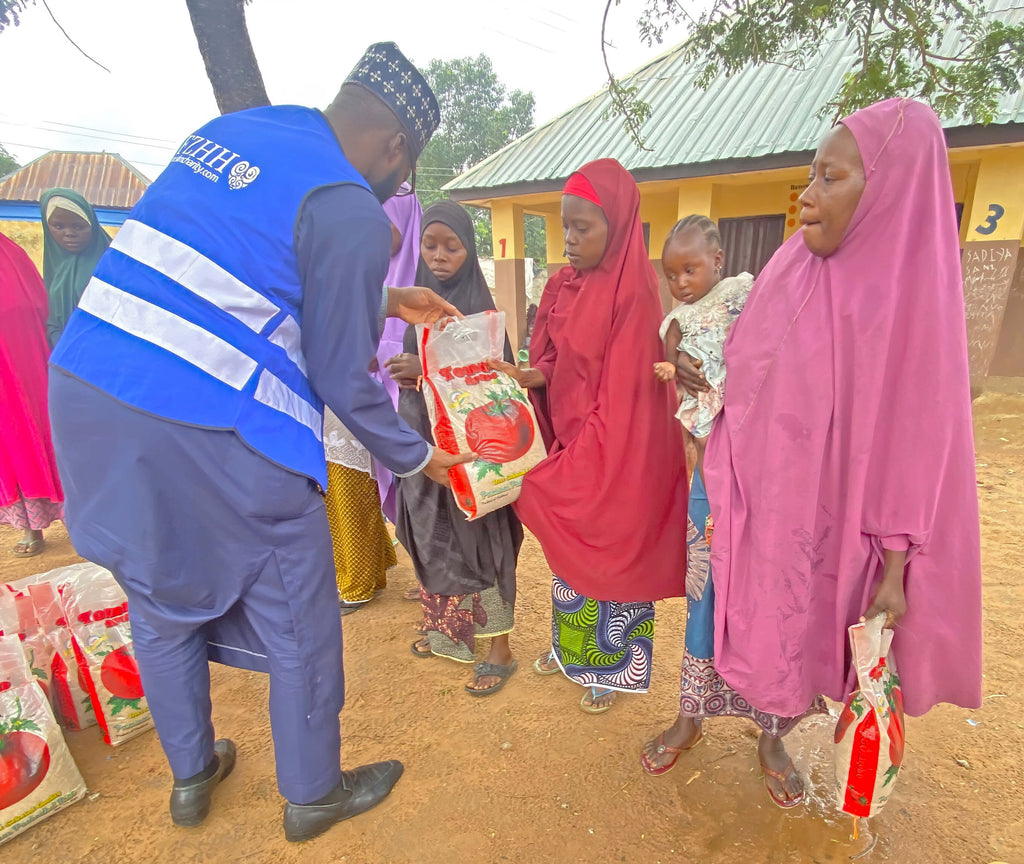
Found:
<box><xmin>0</xmin><ymin>232</ymin><xmax>64</xmax><ymax>556</ymax></box>
<box><xmin>666</xmin><ymin>99</ymin><xmax>981</xmax><ymax>807</ymax></box>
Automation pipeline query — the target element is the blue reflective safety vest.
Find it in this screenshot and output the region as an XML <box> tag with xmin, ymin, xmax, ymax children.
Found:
<box><xmin>52</xmin><ymin>106</ymin><xmax>374</xmax><ymax>489</ymax></box>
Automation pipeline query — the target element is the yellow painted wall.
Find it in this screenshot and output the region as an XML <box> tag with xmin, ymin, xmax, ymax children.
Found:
<box><xmin>639</xmin><ymin>191</ymin><xmax>677</xmax><ymax>258</ymax></box>
<box><xmin>544</xmin><ymin>211</ymin><xmax>565</xmax><ymax>270</ymax></box>
<box><xmin>958</xmin><ymin>148</ymin><xmax>1024</xmax><ymax>244</ymax></box>
<box><xmin>0</xmin><ymin>220</ymin><xmax>44</xmax><ymax>270</ymax></box>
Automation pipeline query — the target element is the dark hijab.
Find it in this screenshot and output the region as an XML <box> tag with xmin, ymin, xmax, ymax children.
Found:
<box><xmin>402</xmin><ymin>200</ymin><xmax>504</xmax><ymax>356</ymax></box>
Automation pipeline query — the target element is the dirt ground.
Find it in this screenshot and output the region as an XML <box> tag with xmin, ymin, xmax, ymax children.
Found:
<box><xmin>2</xmin><ymin>387</ymin><xmax>1023</xmax><ymax>864</ymax></box>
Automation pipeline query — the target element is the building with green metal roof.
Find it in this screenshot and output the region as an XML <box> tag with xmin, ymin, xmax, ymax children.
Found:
<box><xmin>446</xmin><ymin>1</ymin><xmax>1024</xmax><ymax>380</ymax></box>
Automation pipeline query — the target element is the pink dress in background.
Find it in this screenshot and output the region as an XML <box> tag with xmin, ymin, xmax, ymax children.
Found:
<box><xmin>0</xmin><ymin>232</ymin><xmax>64</xmax><ymax>530</ymax></box>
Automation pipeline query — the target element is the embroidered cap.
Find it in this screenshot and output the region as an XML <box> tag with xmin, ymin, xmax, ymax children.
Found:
<box><xmin>345</xmin><ymin>42</ymin><xmax>440</xmax><ymax>158</ymax></box>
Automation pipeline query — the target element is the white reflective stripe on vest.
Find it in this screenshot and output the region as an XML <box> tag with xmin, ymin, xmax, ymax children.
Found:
<box><xmin>254</xmin><ymin>369</ymin><xmax>322</xmax><ymax>439</ymax></box>
<box><xmin>267</xmin><ymin>315</ymin><xmax>307</xmax><ymax>374</ymax></box>
<box><xmin>77</xmin><ymin>278</ymin><xmax>258</xmax><ymax>390</ymax></box>
<box><xmin>111</xmin><ymin>220</ymin><xmax>280</xmax><ymax>333</ymax></box>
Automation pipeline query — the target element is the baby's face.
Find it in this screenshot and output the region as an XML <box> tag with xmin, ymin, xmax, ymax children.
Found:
<box><xmin>663</xmin><ymin>232</ymin><xmax>723</xmax><ymax>304</ymax></box>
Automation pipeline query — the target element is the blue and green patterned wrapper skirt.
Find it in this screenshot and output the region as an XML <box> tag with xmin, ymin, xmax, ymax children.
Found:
<box><xmin>550</xmin><ymin>575</ymin><xmax>655</xmax><ymax>693</ymax></box>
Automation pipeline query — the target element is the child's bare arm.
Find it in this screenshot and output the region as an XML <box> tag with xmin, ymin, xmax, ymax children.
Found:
<box><xmin>664</xmin><ymin>318</ymin><xmax>683</xmax><ymax>361</ymax></box>
<box><xmin>654</xmin><ymin>318</ymin><xmax>683</xmax><ymax>382</ymax></box>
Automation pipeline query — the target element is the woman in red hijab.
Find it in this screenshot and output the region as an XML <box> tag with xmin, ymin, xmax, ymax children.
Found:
<box><xmin>0</xmin><ymin>232</ymin><xmax>64</xmax><ymax>556</ymax></box>
<box><xmin>493</xmin><ymin>159</ymin><xmax>687</xmax><ymax>712</ymax></box>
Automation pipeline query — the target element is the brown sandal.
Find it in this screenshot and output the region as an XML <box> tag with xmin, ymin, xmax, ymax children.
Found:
<box><xmin>640</xmin><ymin>730</ymin><xmax>703</xmax><ymax>776</ymax></box>
<box><xmin>760</xmin><ymin>757</ymin><xmax>805</xmax><ymax>809</ymax></box>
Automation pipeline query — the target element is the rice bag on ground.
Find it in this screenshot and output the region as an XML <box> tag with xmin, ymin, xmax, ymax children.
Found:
<box><xmin>58</xmin><ymin>565</ymin><xmax>153</xmax><ymax>746</ymax></box>
<box><xmin>0</xmin><ymin>633</ymin><xmax>87</xmax><ymax>845</ymax></box>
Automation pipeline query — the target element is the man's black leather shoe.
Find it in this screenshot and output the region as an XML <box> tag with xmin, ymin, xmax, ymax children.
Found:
<box><xmin>283</xmin><ymin>760</ymin><xmax>404</xmax><ymax>842</ymax></box>
<box><xmin>169</xmin><ymin>739</ymin><xmax>237</xmax><ymax>827</ymax></box>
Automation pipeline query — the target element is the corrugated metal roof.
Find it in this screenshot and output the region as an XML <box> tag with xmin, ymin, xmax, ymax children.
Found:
<box><xmin>0</xmin><ymin>151</ymin><xmax>150</xmax><ymax>209</ymax></box>
<box><xmin>446</xmin><ymin>0</ymin><xmax>1024</xmax><ymax>196</ymax></box>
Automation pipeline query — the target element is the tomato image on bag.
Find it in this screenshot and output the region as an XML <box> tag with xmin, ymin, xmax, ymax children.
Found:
<box><xmin>0</xmin><ymin>634</ymin><xmax>86</xmax><ymax>846</ymax></box>
<box><xmin>834</xmin><ymin>614</ymin><xmax>905</xmax><ymax>819</ymax></box>
<box><xmin>57</xmin><ymin>565</ymin><xmax>153</xmax><ymax>746</ymax></box>
<box><xmin>0</xmin><ymin>700</ymin><xmax>50</xmax><ymax>810</ymax></box>
<box><xmin>418</xmin><ymin>310</ymin><xmax>548</xmax><ymax>520</ymax></box>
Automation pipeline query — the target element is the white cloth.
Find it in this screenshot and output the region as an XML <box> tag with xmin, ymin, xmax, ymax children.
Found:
<box><xmin>659</xmin><ymin>272</ymin><xmax>753</xmax><ymax>438</ymax></box>
<box><xmin>323</xmin><ymin>409</ymin><xmax>374</xmax><ymax>476</ymax></box>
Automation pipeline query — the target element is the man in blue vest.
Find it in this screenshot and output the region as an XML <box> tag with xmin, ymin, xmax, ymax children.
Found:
<box><xmin>49</xmin><ymin>43</ymin><xmax>472</xmax><ymax>843</ymax></box>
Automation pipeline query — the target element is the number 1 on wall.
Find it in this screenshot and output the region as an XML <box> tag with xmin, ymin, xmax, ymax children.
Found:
<box><xmin>498</xmin><ymin>238</ymin><xmax>507</xmax><ymax>258</ymax></box>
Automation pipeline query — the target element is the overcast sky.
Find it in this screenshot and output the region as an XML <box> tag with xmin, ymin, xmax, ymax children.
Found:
<box><xmin>0</xmin><ymin>0</ymin><xmax>686</xmax><ymax>180</ymax></box>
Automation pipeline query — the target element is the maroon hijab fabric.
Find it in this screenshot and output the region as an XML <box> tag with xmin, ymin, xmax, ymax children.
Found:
<box><xmin>514</xmin><ymin>159</ymin><xmax>687</xmax><ymax>602</ymax></box>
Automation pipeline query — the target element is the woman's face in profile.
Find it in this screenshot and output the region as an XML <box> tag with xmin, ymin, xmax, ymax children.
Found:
<box><xmin>47</xmin><ymin>207</ymin><xmax>93</xmax><ymax>254</ymax></box>
<box><xmin>798</xmin><ymin>124</ymin><xmax>866</xmax><ymax>258</ymax></box>
<box><xmin>561</xmin><ymin>194</ymin><xmax>608</xmax><ymax>272</ymax></box>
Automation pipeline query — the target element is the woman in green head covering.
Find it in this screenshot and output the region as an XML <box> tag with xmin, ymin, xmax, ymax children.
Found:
<box><xmin>40</xmin><ymin>187</ymin><xmax>111</xmax><ymax>348</ymax></box>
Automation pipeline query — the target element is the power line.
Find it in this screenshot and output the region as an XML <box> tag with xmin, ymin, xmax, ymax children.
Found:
<box><xmin>0</xmin><ymin>120</ymin><xmax>177</xmax><ymax>152</ymax></box>
<box><xmin>0</xmin><ymin>114</ymin><xmax>179</xmax><ymax>147</ymax></box>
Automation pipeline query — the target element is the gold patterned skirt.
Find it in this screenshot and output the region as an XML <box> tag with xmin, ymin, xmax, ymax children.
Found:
<box><xmin>324</xmin><ymin>462</ymin><xmax>396</xmax><ymax>603</ymax></box>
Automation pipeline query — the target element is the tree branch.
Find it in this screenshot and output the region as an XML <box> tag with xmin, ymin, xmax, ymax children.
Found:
<box><xmin>601</xmin><ymin>0</ymin><xmax>653</xmax><ymax>151</ymax></box>
<box><xmin>41</xmin><ymin>0</ymin><xmax>109</xmax><ymax>73</ymax></box>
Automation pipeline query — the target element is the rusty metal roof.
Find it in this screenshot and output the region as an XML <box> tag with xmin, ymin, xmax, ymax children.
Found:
<box><xmin>446</xmin><ymin>0</ymin><xmax>1024</xmax><ymax>199</ymax></box>
<box><xmin>0</xmin><ymin>150</ymin><xmax>150</xmax><ymax>209</ymax></box>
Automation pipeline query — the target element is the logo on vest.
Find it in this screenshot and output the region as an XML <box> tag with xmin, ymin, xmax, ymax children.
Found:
<box><xmin>228</xmin><ymin>161</ymin><xmax>260</xmax><ymax>190</ymax></box>
<box><xmin>171</xmin><ymin>134</ymin><xmax>260</xmax><ymax>189</ymax></box>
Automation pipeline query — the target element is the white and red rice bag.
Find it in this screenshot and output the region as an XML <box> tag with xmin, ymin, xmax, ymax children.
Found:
<box><xmin>3</xmin><ymin>569</ymin><xmax>96</xmax><ymax>731</ymax></box>
<box><xmin>834</xmin><ymin>614</ymin><xmax>905</xmax><ymax>818</ymax></box>
<box><xmin>0</xmin><ymin>634</ymin><xmax>87</xmax><ymax>845</ymax></box>
<box><xmin>418</xmin><ymin>310</ymin><xmax>547</xmax><ymax>520</ymax></box>
<box><xmin>58</xmin><ymin>565</ymin><xmax>153</xmax><ymax>746</ymax></box>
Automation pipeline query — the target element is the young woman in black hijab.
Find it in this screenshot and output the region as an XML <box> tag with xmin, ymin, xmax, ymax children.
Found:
<box><xmin>385</xmin><ymin>200</ymin><xmax>522</xmax><ymax>696</ymax></box>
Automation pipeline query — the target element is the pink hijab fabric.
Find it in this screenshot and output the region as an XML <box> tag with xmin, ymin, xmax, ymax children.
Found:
<box><xmin>704</xmin><ymin>99</ymin><xmax>982</xmax><ymax>718</ymax></box>
<box><xmin>0</xmin><ymin>232</ymin><xmax>64</xmax><ymax>507</ymax></box>
<box><xmin>374</xmin><ymin>189</ymin><xmax>423</xmax><ymax>518</ymax></box>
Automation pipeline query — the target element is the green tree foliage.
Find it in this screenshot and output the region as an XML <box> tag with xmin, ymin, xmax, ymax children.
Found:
<box><xmin>604</xmin><ymin>0</ymin><xmax>1024</xmax><ymax>148</ymax></box>
<box><xmin>0</xmin><ymin>0</ymin><xmax>31</xmax><ymax>31</ymax></box>
<box><xmin>418</xmin><ymin>55</ymin><xmax>537</xmax><ymax>259</ymax></box>
<box><xmin>0</xmin><ymin>144</ymin><xmax>18</xmax><ymax>177</ymax></box>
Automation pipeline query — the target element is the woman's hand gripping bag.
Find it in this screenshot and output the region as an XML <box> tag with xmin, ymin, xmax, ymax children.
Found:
<box><xmin>0</xmin><ymin>634</ymin><xmax>86</xmax><ymax>845</ymax></box>
<box><xmin>834</xmin><ymin>614</ymin><xmax>905</xmax><ymax>818</ymax></box>
<box><xmin>418</xmin><ymin>310</ymin><xmax>547</xmax><ymax>520</ymax></box>
<box><xmin>58</xmin><ymin>565</ymin><xmax>153</xmax><ymax>746</ymax></box>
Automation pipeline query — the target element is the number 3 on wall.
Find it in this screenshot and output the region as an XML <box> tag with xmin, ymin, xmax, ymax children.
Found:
<box><xmin>975</xmin><ymin>204</ymin><xmax>1005</xmax><ymax>236</ymax></box>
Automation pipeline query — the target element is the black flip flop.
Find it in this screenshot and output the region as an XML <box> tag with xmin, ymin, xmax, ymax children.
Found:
<box><xmin>465</xmin><ymin>659</ymin><xmax>518</xmax><ymax>697</ymax></box>
<box><xmin>410</xmin><ymin>639</ymin><xmax>433</xmax><ymax>658</ymax></box>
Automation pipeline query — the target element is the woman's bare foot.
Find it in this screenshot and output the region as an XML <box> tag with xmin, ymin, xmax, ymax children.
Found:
<box><xmin>641</xmin><ymin>716</ymin><xmax>702</xmax><ymax>771</ymax></box>
<box><xmin>758</xmin><ymin>732</ymin><xmax>804</xmax><ymax>807</ymax></box>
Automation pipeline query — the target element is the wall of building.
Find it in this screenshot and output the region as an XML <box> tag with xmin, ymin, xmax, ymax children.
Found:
<box><xmin>481</xmin><ymin>142</ymin><xmax>1024</xmax><ymax>380</ymax></box>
